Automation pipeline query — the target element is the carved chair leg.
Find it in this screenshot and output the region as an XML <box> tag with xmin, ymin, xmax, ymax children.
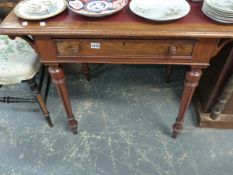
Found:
<box><xmin>82</xmin><ymin>63</ymin><xmax>90</xmax><ymax>81</ymax></box>
<box><xmin>172</xmin><ymin>67</ymin><xmax>202</xmax><ymax>138</ymax></box>
<box><xmin>211</xmin><ymin>73</ymin><xmax>233</xmax><ymax>119</ymax></box>
<box><xmin>28</xmin><ymin>78</ymin><xmax>53</xmax><ymax>127</ymax></box>
<box><xmin>48</xmin><ymin>65</ymin><xmax>78</xmax><ymax>134</ymax></box>
<box><xmin>165</xmin><ymin>65</ymin><xmax>173</xmax><ymax>83</ymax></box>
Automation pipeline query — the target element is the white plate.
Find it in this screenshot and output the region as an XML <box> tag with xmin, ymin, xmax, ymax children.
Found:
<box><xmin>67</xmin><ymin>0</ymin><xmax>128</xmax><ymax>17</ymax></box>
<box><xmin>129</xmin><ymin>0</ymin><xmax>190</xmax><ymax>21</ymax></box>
<box><xmin>14</xmin><ymin>0</ymin><xmax>67</xmax><ymax>20</ymax></box>
<box><xmin>202</xmin><ymin>0</ymin><xmax>233</xmax><ymax>23</ymax></box>
<box><xmin>203</xmin><ymin>2</ymin><xmax>233</xmax><ymax>18</ymax></box>
<box><xmin>205</xmin><ymin>0</ymin><xmax>233</xmax><ymax>13</ymax></box>
<box><xmin>202</xmin><ymin>6</ymin><xmax>233</xmax><ymax>23</ymax></box>
<box><xmin>203</xmin><ymin>2</ymin><xmax>233</xmax><ymax>17</ymax></box>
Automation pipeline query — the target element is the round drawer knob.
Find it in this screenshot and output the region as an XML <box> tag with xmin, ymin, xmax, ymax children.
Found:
<box><xmin>168</xmin><ymin>46</ymin><xmax>177</xmax><ymax>56</ymax></box>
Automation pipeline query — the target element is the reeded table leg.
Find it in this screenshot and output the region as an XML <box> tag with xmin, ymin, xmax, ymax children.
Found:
<box><xmin>48</xmin><ymin>65</ymin><xmax>78</xmax><ymax>134</ymax></box>
<box><xmin>165</xmin><ymin>65</ymin><xmax>173</xmax><ymax>83</ymax></box>
<box><xmin>82</xmin><ymin>63</ymin><xmax>90</xmax><ymax>81</ymax></box>
<box><xmin>173</xmin><ymin>67</ymin><xmax>202</xmax><ymax>138</ymax></box>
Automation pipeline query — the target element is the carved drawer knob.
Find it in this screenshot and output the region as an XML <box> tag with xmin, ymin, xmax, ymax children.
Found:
<box><xmin>168</xmin><ymin>46</ymin><xmax>177</xmax><ymax>56</ymax></box>
<box><xmin>71</xmin><ymin>46</ymin><xmax>79</xmax><ymax>54</ymax></box>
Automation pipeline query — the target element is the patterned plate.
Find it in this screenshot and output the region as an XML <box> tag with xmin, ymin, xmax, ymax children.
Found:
<box><xmin>129</xmin><ymin>0</ymin><xmax>190</xmax><ymax>21</ymax></box>
<box><xmin>68</xmin><ymin>0</ymin><xmax>128</xmax><ymax>17</ymax></box>
<box><xmin>14</xmin><ymin>0</ymin><xmax>67</xmax><ymax>20</ymax></box>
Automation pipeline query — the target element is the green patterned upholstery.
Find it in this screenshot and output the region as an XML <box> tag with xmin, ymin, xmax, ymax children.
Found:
<box><xmin>0</xmin><ymin>35</ymin><xmax>40</xmax><ymax>84</ymax></box>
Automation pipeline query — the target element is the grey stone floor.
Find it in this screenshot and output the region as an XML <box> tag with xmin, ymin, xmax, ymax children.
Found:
<box><xmin>0</xmin><ymin>64</ymin><xmax>232</xmax><ymax>175</ymax></box>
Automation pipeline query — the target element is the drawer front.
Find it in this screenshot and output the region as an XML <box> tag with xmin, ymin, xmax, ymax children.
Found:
<box><xmin>55</xmin><ymin>39</ymin><xmax>195</xmax><ymax>58</ymax></box>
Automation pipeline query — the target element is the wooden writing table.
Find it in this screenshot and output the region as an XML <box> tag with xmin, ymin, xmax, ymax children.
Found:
<box><xmin>1</xmin><ymin>1</ymin><xmax>233</xmax><ymax>137</ymax></box>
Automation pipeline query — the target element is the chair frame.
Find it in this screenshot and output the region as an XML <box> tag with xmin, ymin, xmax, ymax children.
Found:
<box><xmin>0</xmin><ymin>66</ymin><xmax>53</xmax><ymax>127</ymax></box>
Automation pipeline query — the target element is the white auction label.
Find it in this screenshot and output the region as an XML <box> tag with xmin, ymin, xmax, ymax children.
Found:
<box><xmin>91</xmin><ymin>43</ymin><xmax>101</xmax><ymax>49</ymax></box>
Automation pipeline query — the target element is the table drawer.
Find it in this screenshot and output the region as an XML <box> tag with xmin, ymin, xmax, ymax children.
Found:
<box><xmin>55</xmin><ymin>39</ymin><xmax>195</xmax><ymax>58</ymax></box>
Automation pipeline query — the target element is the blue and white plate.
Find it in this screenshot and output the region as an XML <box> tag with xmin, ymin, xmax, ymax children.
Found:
<box><xmin>68</xmin><ymin>0</ymin><xmax>128</xmax><ymax>17</ymax></box>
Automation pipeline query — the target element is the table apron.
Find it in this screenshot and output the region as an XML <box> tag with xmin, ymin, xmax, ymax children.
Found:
<box><xmin>34</xmin><ymin>37</ymin><xmax>220</xmax><ymax>66</ymax></box>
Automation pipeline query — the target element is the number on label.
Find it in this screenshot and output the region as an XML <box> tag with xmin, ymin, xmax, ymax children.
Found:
<box><xmin>91</xmin><ymin>43</ymin><xmax>101</xmax><ymax>49</ymax></box>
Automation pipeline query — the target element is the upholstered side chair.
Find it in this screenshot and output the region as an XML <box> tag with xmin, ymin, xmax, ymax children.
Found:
<box><xmin>0</xmin><ymin>35</ymin><xmax>53</xmax><ymax>127</ymax></box>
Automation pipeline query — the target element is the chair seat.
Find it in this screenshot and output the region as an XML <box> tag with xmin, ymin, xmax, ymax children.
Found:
<box><xmin>0</xmin><ymin>35</ymin><xmax>40</xmax><ymax>85</ymax></box>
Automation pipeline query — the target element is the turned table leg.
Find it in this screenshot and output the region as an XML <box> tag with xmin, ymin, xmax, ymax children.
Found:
<box><xmin>48</xmin><ymin>65</ymin><xmax>78</xmax><ymax>134</ymax></box>
<box><xmin>82</xmin><ymin>63</ymin><xmax>90</xmax><ymax>81</ymax></box>
<box><xmin>172</xmin><ymin>67</ymin><xmax>202</xmax><ymax>138</ymax></box>
<box><xmin>165</xmin><ymin>65</ymin><xmax>173</xmax><ymax>83</ymax></box>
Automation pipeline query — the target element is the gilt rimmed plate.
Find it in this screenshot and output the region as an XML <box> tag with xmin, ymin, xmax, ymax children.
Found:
<box><xmin>129</xmin><ymin>0</ymin><xmax>190</xmax><ymax>21</ymax></box>
<box><xmin>14</xmin><ymin>0</ymin><xmax>67</xmax><ymax>20</ymax></box>
<box><xmin>67</xmin><ymin>0</ymin><xmax>128</xmax><ymax>17</ymax></box>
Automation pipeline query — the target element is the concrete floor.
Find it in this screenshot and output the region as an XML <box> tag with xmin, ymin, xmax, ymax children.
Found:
<box><xmin>0</xmin><ymin>64</ymin><xmax>232</xmax><ymax>175</ymax></box>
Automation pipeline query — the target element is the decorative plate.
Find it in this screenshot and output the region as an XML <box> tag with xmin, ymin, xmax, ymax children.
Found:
<box><xmin>129</xmin><ymin>0</ymin><xmax>190</xmax><ymax>21</ymax></box>
<box><xmin>67</xmin><ymin>0</ymin><xmax>128</xmax><ymax>17</ymax></box>
<box><xmin>14</xmin><ymin>0</ymin><xmax>67</xmax><ymax>20</ymax></box>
